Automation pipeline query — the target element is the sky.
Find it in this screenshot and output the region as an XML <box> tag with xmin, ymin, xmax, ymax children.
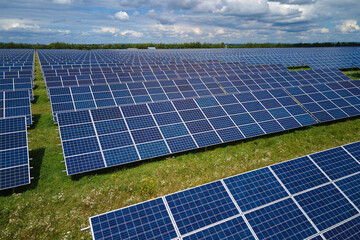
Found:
<box><xmin>0</xmin><ymin>0</ymin><xmax>359</xmax><ymax>44</ymax></box>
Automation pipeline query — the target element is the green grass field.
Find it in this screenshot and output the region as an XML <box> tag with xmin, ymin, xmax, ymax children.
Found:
<box><xmin>1</xmin><ymin>54</ymin><xmax>360</xmax><ymax>239</ymax></box>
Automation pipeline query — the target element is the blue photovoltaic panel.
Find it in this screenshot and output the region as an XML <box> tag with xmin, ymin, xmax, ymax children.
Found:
<box><xmin>335</xmin><ymin>173</ymin><xmax>360</xmax><ymax>209</ymax></box>
<box><xmin>66</xmin><ymin>152</ymin><xmax>105</xmax><ymax>175</ymax></box>
<box><xmin>310</xmin><ymin>147</ymin><xmax>360</xmax><ymax>180</ymax></box>
<box><xmin>294</xmin><ymin>184</ymin><xmax>358</xmax><ymax>231</ymax></box>
<box><xmin>323</xmin><ymin>216</ymin><xmax>360</xmax><ymax>240</ymax></box>
<box><xmin>103</xmin><ymin>146</ymin><xmax>139</xmax><ymax>167</ymax></box>
<box><xmin>88</xmin><ymin>140</ymin><xmax>360</xmax><ymax>239</ymax></box>
<box><xmin>183</xmin><ymin>216</ymin><xmax>255</xmax><ymax>240</ymax></box>
<box><xmin>286</xmin><ymin>81</ymin><xmax>360</xmax><ymax>123</ymax></box>
<box><xmin>245</xmin><ymin>198</ymin><xmax>317</xmax><ymax>239</ymax></box>
<box><xmin>343</xmin><ymin>141</ymin><xmax>360</xmax><ymax>161</ymax></box>
<box><xmin>165</xmin><ymin>181</ymin><xmax>239</xmax><ymax>235</ymax></box>
<box><xmin>0</xmin><ymin>117</ymin><xmax>30</xmax><ymax>190</ymax></box>
<box><xmin>89</xmin><ymin>198</ymin><xmax>178</xmax><ymax>240</ymax></box>
<box><xmin>223</xmin><ymin>168</ymin><xmax>288</xmax><ymax>212</ymax></box>
<box><xmin>1</xmin><ymin>90</ymin><xmax>32</xmax><ymax>124</ymax></box>
<box><xmin>0</xmin><ymin>165</ymin><xmax>30</xmax><ymax>190</ymax></box>
<box><xmin>271</xmin><ymin>156</ymin><xmax>329</xmax><ymax>194</ymax></box>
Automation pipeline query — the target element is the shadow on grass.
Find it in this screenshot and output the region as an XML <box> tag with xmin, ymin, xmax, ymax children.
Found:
<box><xmin>29</xmin><ymin>114</ymin><xmax>41</xmax><ymax>130</ymax></box>
<box><xmin>31</xmin><ymin>95</ymin><xmax>39</xmax><ymax>104</ymax></box>
<box><xmin>0</xmin><ymin>148</ymin><xmax>45</xmax><ymax>196</ymax></box>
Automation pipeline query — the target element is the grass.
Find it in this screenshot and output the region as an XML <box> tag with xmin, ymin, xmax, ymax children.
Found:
<box><xmin>342</xmin><ymin>69</ymin><xmax>360</xmax><ymax>80</ymax></box>
<box><xmin>287</xmin><ymin>65</ymin><xmax>312</xmax><ymax>71</ymax></box>
<box><xmin>1</xmin><ymin>54</ymin><xmax>360</xmax><ymax>239</ymax></box>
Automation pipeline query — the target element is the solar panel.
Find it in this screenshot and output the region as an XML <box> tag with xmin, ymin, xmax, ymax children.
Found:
<box><xmin>0</xmin><ymin>90</ymin><xmax>32</xmax><ymax>124</ymax></box>
<box><xmin>246</xmin><ymin>198</ymin><xmax>317</xmax><ymax>239</ymax></box>
<box><xmin>166</xmin><ymin>181</ymin><xmax>239</xmax><ymax>235</ymax></box>
<box><xmin>87</xmin><ymin>140</ymin><xmax>360</xmax><ymax>240</ymax></box>
<box><xmin>270</xmin><ymin>156</ymin><xmax>329</xmax><ymax>194</ymax></box>
<box><xmin>182</xmin><ymin>216</ymin><xmax>255</xmax><ymax>240</ymax></box>
<box><xmin>309</xmin><ymin>146</ymin><xmax>360</xmax><ymax>180</ymax></box>
<box><xmin>57</xmin><ymin>91</ymin><xmax>317</xmax><ymax>175</ymax></box>
<box><xmin>322</xmin><ymin>216</ymin><xmax>360</xmax><ymax>240</ymax></box>
<box><xmin>286</xmin><ymin>80</ymin><xmax>360</xmax><ymax>122</ymax></box>
<box><xmin>89</xmin><ymin>198</ymin><xmax>178</xmax><ymax>240</ymax></box>
<box><xmin>0</xmin><ymin>117</ymin><xmax>30</xmax><ymax>190</ymax></box>
<box><xmin>223</xmin><ymin>168</ymin><xmax>288</xmax><ymax>212</ymax></box>
<box><xmin>294</xmin><ymin>184</ymin><xmax>358</xmax><ymax>231</ymax></box>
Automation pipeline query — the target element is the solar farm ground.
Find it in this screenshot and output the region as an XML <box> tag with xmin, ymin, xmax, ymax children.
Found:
<box><xmin>1</xmin><ymin>52</ymin><xmax>360</xmax><ymax>239</ymax></box>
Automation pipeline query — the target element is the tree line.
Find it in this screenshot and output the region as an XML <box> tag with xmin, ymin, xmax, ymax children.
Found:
<box><xmin>0</xmin><ymin>41</ymin><xmax>359</xmax><ymax>49</ymax></box>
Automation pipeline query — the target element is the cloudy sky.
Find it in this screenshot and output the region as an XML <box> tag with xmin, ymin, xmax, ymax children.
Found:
<box><xmin>0</xmin><ymin>0</ymin><xmax>359</xmax><ymax>44</ymax></box>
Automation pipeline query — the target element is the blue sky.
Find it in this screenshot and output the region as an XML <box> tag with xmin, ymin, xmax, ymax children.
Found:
<box><xmin>0</xmin><ymin>0</ymin><xmax>359</xmax><ymax>44</ymax></box>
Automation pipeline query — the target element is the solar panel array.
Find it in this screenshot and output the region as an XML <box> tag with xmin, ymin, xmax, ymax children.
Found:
<box><xmin>89</xmin><ymin>140</ymin><xmax>360</xmax><ymax>240</ymax></box>
<box><xmin>47</xmin><ymin>69</ymin><xmax>353</xmax><ymax>115</ymax></box>
<box><xmin>38</xmin><ymin>47</ymin><xmax>360</xmax><ymax>70</ymax></box>
<box><xmin>36</xmin><ymin>49</ymin><xmax>359</xmax><ymax>176</ymax></box>
<box><xmin>0</xmin><ymin>117</ymin><xmax>30</xmax><ymax>190</ymax></box>
<box><xmin>42</xmin><ymin>64</ymin><xmax>287</xmax><ymax>88</ymax></box>
<box><xmin>57</xmin><ymin>89</ymin><xmax>318</xmax><ymax>175</ymax></box>
<box><xmin>0</xmin><ymin>49</ymin><xmax>34</xmax><ymax>190</ymax></box>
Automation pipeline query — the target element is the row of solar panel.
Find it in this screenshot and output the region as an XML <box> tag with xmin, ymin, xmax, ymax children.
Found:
<box><xmin>89</xmin><ymin>141</ymin><xmax>360</xmax><ymax>240</ymax></box>
<box><xmin>42</xmin><ymin>65</ymin><xmax>288</xmax><ymax>88</ymax></box>
<box><xmin>48</xmin><ymin>78</ymin><xmax>224</xmax><ymax>114</ymax></box>
<box><xmin>218</xmin><ymin>68</ymin><xmax>350</xmax><ymax>94</ymax></box>
<box><xmin>0</xmin><ymin>62</ymin><xmax>33</xmax><ymax>67</ymax></box>
<box><xmin>0</xmin><ymin>77</ymin><xmax>33</xmax><ymax>91</ymax></box>
<box><xmin>57</xmin><ymin>90</ymin><xmax>318</xmax><ymax>175</ymax></box>
<box><xmin>0</xmin><ymin>70</ymin><xmax>33</xmax><ymax>79</ymax></box>
<box><xmin>46</xmin><ymin>71</ymin><xmax>354</xmax><ymax>116</ymax></box>
<box><xmin>0</xmin><ymin>50</ymin><xmax>33</xmax><ymax>191</ymax></box>
<box><xmin>38</xmin><ymin>48</ymin><xmax>360</xmax><ymax>70</ymax></box>
<box><xmin>0</xmin><ymin>66</ymin><xmax>33</xmax><ymax>72</ymax></box>
<box><xmin>41</xmin><ymin>63</ymin><xmax>285</xmax><ymax>77</ymax></box>
<box><xmin>0</xmin><ymin>117</ymin><xmax>30</xmax><ymax>190</ymax></box>
<box><xmin>43</xmin><ymin>67</ymin><xmax>348</xmax><ymax>89</ymax></box>
<box><xmin>40</xmin><ymin>61</ymin><xmax>249</xmax><ymax>72</ymax></box>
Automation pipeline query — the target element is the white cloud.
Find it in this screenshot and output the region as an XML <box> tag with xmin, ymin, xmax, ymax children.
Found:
<box><xmin>92</xmin><ymin>27</ymin><xmax>143</xmax><ymax>37</ymax></box>
<box><xmin>93</xmin><ymin>27</ymin><xmax>119</xmax><ymax>34</ymax></box>
<box><xmin>53</xmin><ymin>0</ymin><xmax>72</xmax><ymax>4</ymax></box>
<box><xmin>296</xmin><ymin>35</ymin><xmax>309</xmax><ymax>39</ymax></box>
<box><xmin>0</xmin><ymin>19</ymin><xmax>40</xmax><ymax>31</ymax></box>
<box><xmin>215</xmin><ymin>28</ymin><xmax>224</xmax><ymax>35</ymax></box>
<box><xmin>0</xmin><ymin>18</ymin><xmax>70</xmax><ymax>34</ymax></box>
<box><xmin>311</xmin><ymin>28</ymin><xmax>329</xmax><ymax>33</ymax></box>
<box><xmin>114</xmin><ymin>11</ymin><xmax>129</xmax><ymax>20</ymax></box>
<box><xmin>336</xmin><ymin>20</ymin><xmax>360</xmax><ymax>33</ymax></box>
